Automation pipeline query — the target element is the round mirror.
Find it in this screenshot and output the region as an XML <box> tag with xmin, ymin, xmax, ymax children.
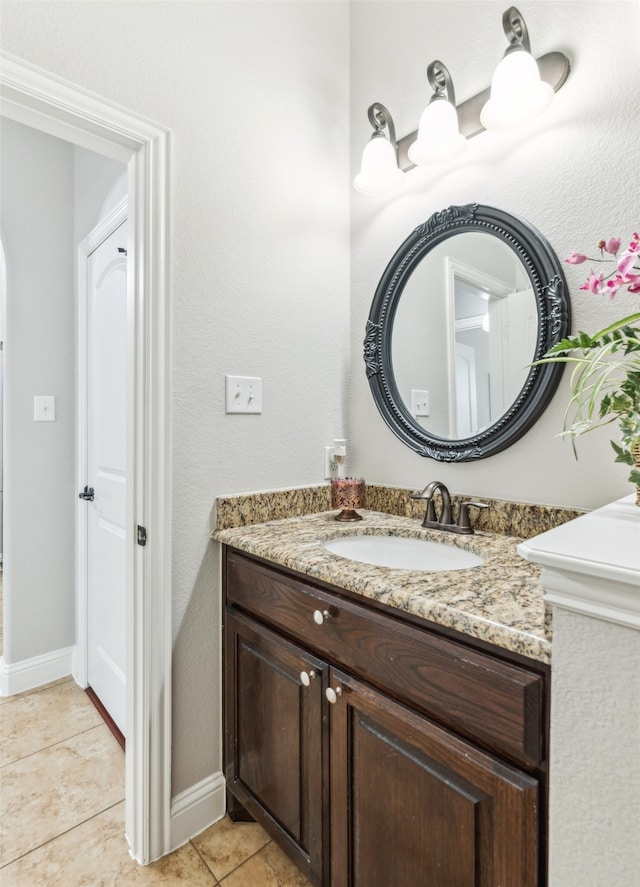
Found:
<box><xmin>364</xmin><ymin>204</ymin><xmax>570</xmax><ymax>460</ymax></box>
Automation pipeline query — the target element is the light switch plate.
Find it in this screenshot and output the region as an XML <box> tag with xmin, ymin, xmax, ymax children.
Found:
<box><xmin>34</xmin><ymin>395</ymin><xmax>56</xmax><ymax>421</ymax></box>
<box><xmin>225</xmin><ymin>375</ymin><xmax>262</xmax><ymax>414</ymax></box>
<box><xmin>411</xmin><ymin>389</ymin><xmax>430</xmax><ymax>417</ymax></box>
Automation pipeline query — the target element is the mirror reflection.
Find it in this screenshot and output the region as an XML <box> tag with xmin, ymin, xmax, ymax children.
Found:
<box><xmin>391</xmin><ymin>232</ymin><xmax>537</xmax><ymax>439</ymax></box>
<box><xmin>364</xmin><ymin>204</ymin><xmax>570</xmax><ymax>461</ymax></box>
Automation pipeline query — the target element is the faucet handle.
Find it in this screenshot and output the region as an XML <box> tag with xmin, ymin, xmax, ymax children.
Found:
<box><xmin>410</xmin><ymin>488</ymin><xmax>438</xmax><ymax>522</ymax></box>
<box><xmin>456</xmin><ymin>501</ymin><xmax>489</xmax><ymax>532</ymax></box>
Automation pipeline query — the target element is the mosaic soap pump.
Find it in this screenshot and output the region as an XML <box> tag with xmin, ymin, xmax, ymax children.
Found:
<box><xmin>325</xmin><ymin>438</ymin><xmax>365</xmax><ymax>522</ymax></box>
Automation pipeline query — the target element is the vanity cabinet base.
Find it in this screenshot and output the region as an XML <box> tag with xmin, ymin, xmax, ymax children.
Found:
<box><xmin>223</xmin><ymin>547</ymin><xmax>548</xmax><ymax>887</ymax></box>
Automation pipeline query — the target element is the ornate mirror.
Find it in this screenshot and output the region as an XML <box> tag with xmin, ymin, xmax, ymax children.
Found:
<box><xmin>364</xmin><ymin>204</ymin><xmax>570</xmax><ymax>460</ymax></box>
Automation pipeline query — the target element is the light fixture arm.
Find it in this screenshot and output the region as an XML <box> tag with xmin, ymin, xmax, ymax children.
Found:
<box><xmin>427</xmin><ymin>60</ymin><xmax>456</xmax><ymax>107</ymax></box>
<box><xmin>367</xmin><ymin>102</ymin><xmax>397</xmax><ymax>147</ymax></box>
<box><xmin>502</xmin><ymin>6</ymin><xmax>532</xmax><ymax>54</ymax></box>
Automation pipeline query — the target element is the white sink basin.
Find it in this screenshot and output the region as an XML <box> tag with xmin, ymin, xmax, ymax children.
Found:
<box><xmin>323</xmin><ymin>535</ymin><xmax>485</xmax><ymax>571</ymax></box>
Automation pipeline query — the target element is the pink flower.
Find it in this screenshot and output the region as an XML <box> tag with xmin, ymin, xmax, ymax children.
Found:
<box><xmin>571</xmin><ymin>229</ymin><xmax>639</xmax><ymax>300</ymax></box>
<box><xmin>604</xmin><ymin>237</ymin><xmax>621</xmax><ymax>255</ymax></box>
<box><xmin>604</xmin><ymin>237</ymin><xmax>622</xmax><ymax>256</ymax></box>
<box><xmin>618</xmin><ymin>252</ymin><xmax>639</xmax><ymax>277</ymax></box>
<box><xmin>605</xmin><ymin>277</ymin><xmax>623</xmax><ymax>299</ymax></box>
<box><xmin>580</xmin><ymin>271</ymin><xmax>604</xmax><ymax>294</ymax></box>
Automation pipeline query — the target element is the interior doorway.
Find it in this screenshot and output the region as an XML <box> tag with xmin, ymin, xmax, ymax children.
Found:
<box><xmin>0</xmin><ymin>53</ymin><xmax>171</xmax><ymax>864</ymax></box>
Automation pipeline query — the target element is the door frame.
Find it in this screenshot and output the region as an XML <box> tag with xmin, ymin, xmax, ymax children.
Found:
<box><xmin>75</xmin><ymin>197</ymin><xmax>128</xmax><ymax>694</ymax></box>
<box><xmin>0</xmin><ymin>52</ymin><xmax>171</xmax><ymax>864</ymax></box>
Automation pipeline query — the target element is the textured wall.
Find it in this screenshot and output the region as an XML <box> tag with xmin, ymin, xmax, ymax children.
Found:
<box><xmin>549</xmin><ymin>609</ymin><xmax>640</xmax><ymax>883</ymax></box>
<box><xmin>0</xmin><ymin>119</ymin><xmax>76</xmax><ymax>663</ymax></box>
<box><xmin>350</xmin><ymin>1</ymin><xmax>640</xmax><ymax>510</ymax></box>
<box><xmin>0</xmin><ymin>1</ymin><xmax>350</xmax><ymax>794</ymax></box>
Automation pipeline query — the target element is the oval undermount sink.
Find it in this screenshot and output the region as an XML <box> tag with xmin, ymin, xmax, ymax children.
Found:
<box><xmin>323</xmin><ymin>535</ymin><xmax>485</xmax><ymax>571</ymax></box>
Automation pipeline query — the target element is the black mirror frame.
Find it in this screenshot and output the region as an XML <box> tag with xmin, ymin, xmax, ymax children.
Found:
<box><xmin>363</xmin><ymin>204</ymin><xmax>571</xmax><ymax>461</ymax></box>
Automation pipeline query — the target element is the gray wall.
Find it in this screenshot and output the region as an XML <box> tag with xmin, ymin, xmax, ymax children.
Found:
<box><xmin>0</xmin><ymin>119</ymin><xmax>76</xmax><ymax>663</ymax></box>
<box><xmin>0</xmin><ymin>120</ymin><xmax>127</xmax><ymax>666</ymax></box>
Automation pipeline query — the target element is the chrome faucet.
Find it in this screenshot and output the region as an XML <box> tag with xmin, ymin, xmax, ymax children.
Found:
<box><xmin>411</xmin><ymin>481</ymin><xmax>488</xmax><ymax>535</ymax></box>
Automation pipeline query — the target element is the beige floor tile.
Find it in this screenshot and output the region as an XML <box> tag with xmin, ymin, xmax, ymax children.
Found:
<box><xmin>0</xmin><ymin>723</ymin><xmax>125</xmax><ymax>865</ymax></box>
<box><xmin>192</xmin><ymin>815</ymin><xmax>271</xmax><ymax>881</ymax></box>
<box><xmin>1</xmin><ymin>801</ymin><xmax>219</xmax><ymax>886</ymax></box>
<box><xmin>220</xmin><ymin>840</ymin><xmax>312</xmax><ymax>887</ymax></box>
<box><xmin>0</xmin><ymin>676</ymin><xmax>73</xmax><ymax>707</ymax></box>
<box><xmin>1</xmin><ymin>680</ymin><xmax>103</xmax><ymax>765</ymax></box>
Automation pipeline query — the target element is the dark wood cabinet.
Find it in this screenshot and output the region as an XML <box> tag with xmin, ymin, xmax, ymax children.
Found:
<box><xmin>223</xmin><ymin>547</ymin><xmax>548</xmax><ymax>887</ymax></box>
<box><xmin>225</xmin><ymin>609</ymin><xmax>328</xmax><ymax>885</ymax></box>
<box><xmin>328</xmin><ymin>667</ymin><xmax>538</xmax><ymax>887</ymax></box>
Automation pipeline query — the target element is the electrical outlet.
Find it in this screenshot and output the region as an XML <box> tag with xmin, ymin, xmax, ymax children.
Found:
<box><xmin>225</xmin><ymin>375</ymin><xmax>262</xmax><ymax>414</ymax></box>
<box><xmin>411</xmin><ymin>389</ymin><xmax>429</xmax><ymax>417</ymax></box>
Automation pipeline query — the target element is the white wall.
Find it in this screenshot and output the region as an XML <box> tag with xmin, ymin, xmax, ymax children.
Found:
<box><xmin>0</xmin><ymin>118</ymin><xmax>76</xmax><ymax>663</ymax></box>
<box><xmin>549</xmin><ymin>608</ymin><xmax>640</xmax><ymax>884</ymax></box>
<box><xmin>0</xmin><ymin>1</ymin><xmax>351</xmax><ymax>796</ymax></box>
<box><xmin>350</xmin><ymin>0</ymin><xmax>640</xmax><ymax>511</ymax></box>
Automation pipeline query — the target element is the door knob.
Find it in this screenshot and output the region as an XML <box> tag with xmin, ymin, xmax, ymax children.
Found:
<box><xmin>325</xmin><ymin>686</ymin><xmax>342</xmax><ymax>704</ymax></box>
<box><xmin>79</xmin><ymin>485</ymin><xmax>95</xmax><ymax>502</ymax></box>
<box><xmin>300</xmin><ymin>670</ymin><xmax>316</xmax><ymax>686</ymax></box>
<box><xmin>313</xmin><ymin>609</ymin><xmax>331</xmax><ymax>625</ymax></box>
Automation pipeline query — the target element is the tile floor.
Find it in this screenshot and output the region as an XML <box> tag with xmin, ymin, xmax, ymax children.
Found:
<box><xmin>1</xmin><ymin>675</ymin><xmax>311</xmax><ymax>886</ymax></box>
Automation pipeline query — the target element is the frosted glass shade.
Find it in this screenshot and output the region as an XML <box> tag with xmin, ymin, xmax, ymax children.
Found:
<box><xmin>480</xmin><ymin>50</ymin><xmax>554</xmax><ymax>130</ymax></box>
<box><xmin>408</xmin><ymin>99</ymin><xmax>467</xmax><ymax>165</ymax></box>
<box><xmin>353</xmin><ymin>135</ymin><xmax>404</xmax><ymax>194</ymax></box>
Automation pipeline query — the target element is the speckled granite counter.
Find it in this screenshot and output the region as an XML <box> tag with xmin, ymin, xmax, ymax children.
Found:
<box><xmin>213</xmin><ymin>509</ymin><xmax>551</xmax><ymax>664</ymax></box>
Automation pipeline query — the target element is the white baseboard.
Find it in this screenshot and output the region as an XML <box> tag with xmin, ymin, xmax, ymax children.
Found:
<box><xmin>170</xmin><ymin>771</ymin><xmax>226</xmax><ymax>851</ymax></box>
<box><xmin>0</xmin><ymin>645</ymin><xmax>74</xmax><ymax>696</ymax></box>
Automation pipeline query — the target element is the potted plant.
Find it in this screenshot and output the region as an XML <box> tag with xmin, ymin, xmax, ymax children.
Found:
<box><xmin>537</xmin><ymin>232</ymin><xmax>640</xmax><ymax>504</ymax></box>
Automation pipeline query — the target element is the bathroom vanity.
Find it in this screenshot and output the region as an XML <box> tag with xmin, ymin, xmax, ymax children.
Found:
<box><xmin>217</xmin><ymin>509</ymin><xmax>552</xmax><ymax>887</ymax></box>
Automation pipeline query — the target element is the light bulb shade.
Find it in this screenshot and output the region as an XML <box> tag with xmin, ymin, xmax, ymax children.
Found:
<box><xmin>480</xmin><ymin>49</ymin><xmax>554</xmax><ymax>130</ymax></box>
<box><xmin>407</xmin><ymin>98</ymin><xmax>467</xmax><ymax>165</ymax></box>
<box><xmin>353</xmin><ymin>135</ymin><xmax>404</xmax><ymax>194</ymax></box>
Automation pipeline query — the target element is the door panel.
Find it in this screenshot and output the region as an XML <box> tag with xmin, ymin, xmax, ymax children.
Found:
<box><xmin>329</xmin><ymin>668</ymin><xmax>539</xmax><ymax>887</ymax></box>
<box><xmin>225</xmin><ymin>609</ymin><xmax>327</xmax><ymax>886</ymax></box>
<box><xmin>86</xmin><ymin>218</ymin><xmax>127</xmax><ymax>735</ymax></box>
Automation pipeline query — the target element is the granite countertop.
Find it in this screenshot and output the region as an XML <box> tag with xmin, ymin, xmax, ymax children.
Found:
<box><xmin>213</xmin><ymin>509</ymin><xmax>551</xmax><ymax>664</ymax></box>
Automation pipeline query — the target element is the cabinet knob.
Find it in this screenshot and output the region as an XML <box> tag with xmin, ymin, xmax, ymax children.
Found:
<box><xmin>325</xmin><ymin>686</ymin><xmax>342</xmax><ymax>704</ymax></box>
<box><xmin>299</xmin><ymin>669</ymin><xmax>316</xmax><ymax>687</ymax></box>
<box><xmin>313</xmin><ymin>609</ymin><xmax>331</xmax><ymax>625</ymax></box>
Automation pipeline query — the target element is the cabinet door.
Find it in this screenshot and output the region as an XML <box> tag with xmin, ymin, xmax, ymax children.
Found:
<box><xmin>328</xmin><ymin>668</ymin><xmax>539</xmax><ymax>887</ymax></box>
<box><xmin>225</xmin><ymin>609</ymin><xmax>328</xmax><ymax>886</ymax></box>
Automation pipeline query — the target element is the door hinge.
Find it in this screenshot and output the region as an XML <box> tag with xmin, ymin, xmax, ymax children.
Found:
<box><xmin>137</xmin><ymin>525</ymin><xmax>147</xmax><ymax>546</ymax></box>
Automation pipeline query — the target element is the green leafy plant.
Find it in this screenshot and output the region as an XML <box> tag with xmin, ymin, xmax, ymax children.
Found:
<box><xmin>539</xmin><ymin>314</ymin><xmax>640</xmax><ymax>487</ymax></box>
<box><xmin>536</xmin><ymin>231</ymin><xmax>640</xmax><ymax>494</ymax></box>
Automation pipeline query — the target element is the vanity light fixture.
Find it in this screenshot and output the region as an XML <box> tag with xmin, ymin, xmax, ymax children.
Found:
<box><xmin>355</xmin><ymin>6</ymin><xmax>569</xmax><ymax>193</ymax></box>
<box><xmin>480</xmin><ymin>6</ymin><xmax>554</xmax><ymax>129</ymax></box>
<box><xmin>353</xmin><ymin>102</ymin><xmax>405</xmax><ymax>194</ymax></box>
<box><xmin>408</xmin><ymin>61</ymin><xmax>466</xmax><ymax>166</ymax></box>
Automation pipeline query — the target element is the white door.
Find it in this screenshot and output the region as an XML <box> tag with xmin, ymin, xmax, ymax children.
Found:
<box><xmin>454</xmin><ymin>342</ymin><xmax>478</xmax><ymax>438</ymax></box>
<box><xmin>84</xmin><ymin>216</ymin><xmax>128</xmax><ymax>735</ymax></box>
